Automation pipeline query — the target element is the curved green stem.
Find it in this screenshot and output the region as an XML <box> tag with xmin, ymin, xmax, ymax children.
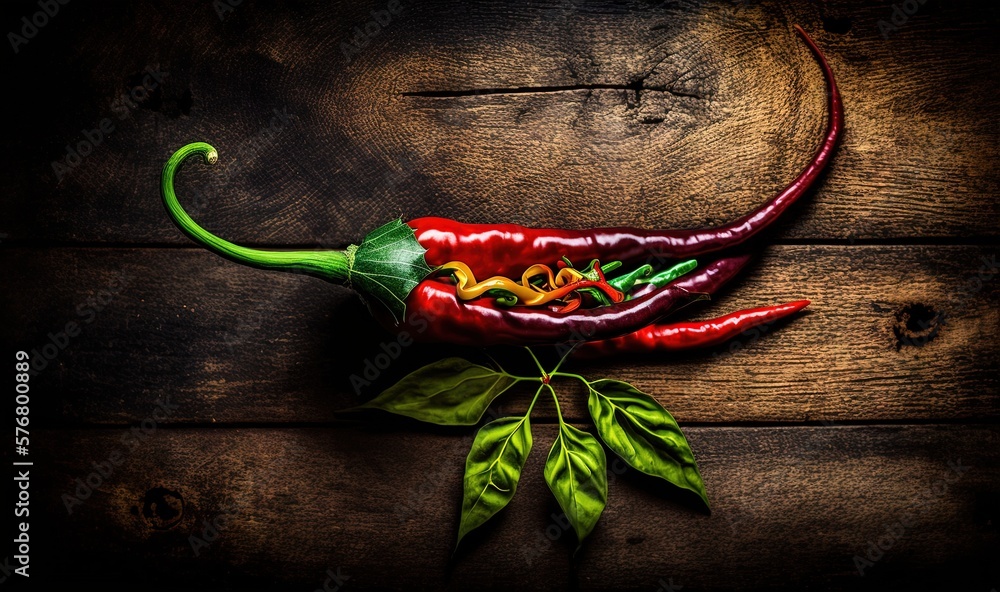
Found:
<box><xmin>161</xmin><ymin>142</ymin><xmax>350</xmax><ymax>283</ymax></box>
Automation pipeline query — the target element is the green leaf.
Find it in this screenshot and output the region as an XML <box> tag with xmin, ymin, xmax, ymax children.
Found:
<box><xmin>587</xmin><ymin>379</ymin><xmax>709</xmax><ymax>508</ymax></box>
<box><xmin>360</xmin><ymin>358</ymin><xmax>518</xmax><ymax>425</ymax></box>
<box><xmin>543</xmin><ymin>423</ymin><xmax>607</xmax><ymax>544</ymax></box>
<box><xmin>457</xmin><ymin>415</ymin><xmax>533</xmax><ymax>545</ymax></box>
<box><xmin>347</xmin><ymin>218</ymin><xmax>433</xmax><ymax>323</ymax></box>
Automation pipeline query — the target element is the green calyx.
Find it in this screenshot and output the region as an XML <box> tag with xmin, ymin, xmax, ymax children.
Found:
<box><xmin>345</xmin><ymin>219</ymin><xmax>434</xmax><ymax>323</ymax></box>
<box><xmin>161</xmin><ymin>142</ymin><xmax>431</xmax><ymax>323</ymax></box>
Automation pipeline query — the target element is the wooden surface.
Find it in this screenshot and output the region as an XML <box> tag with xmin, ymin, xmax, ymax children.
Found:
<box><xmin>25</xmin><ymin>425</ymin><xmax>1000</xmax><ymax>591</ymax></box>
<box><xmin>3</xmin><ymin>0</ymin><xmax>998</xmax><ymax>590</ymax></box>
<box><xmin>3</xmin><ymin>245</ymin><xmax>998</xmax><ymax>425</ymax></box>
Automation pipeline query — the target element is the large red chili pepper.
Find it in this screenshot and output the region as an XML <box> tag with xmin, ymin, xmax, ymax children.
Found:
<box><xmin>407</xmin><ymin>25</ymin><xmax>842</xmax><ymax>279</ymax></box>
<box><xmin>571</xmin><ymin>300</ymin><xmax>810</xmax><ymax>358</ymax></box>
<box><xmin>160</xmin><ymin>27</ymin><xmax>841</xmax><ymax>346</ymax></box>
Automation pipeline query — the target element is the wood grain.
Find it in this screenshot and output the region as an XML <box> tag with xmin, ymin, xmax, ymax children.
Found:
<box><xmin>1</xmin><ymin>0</ymin><xmax>997</xmax><ymax>245</ymax></box>
<box><xmin>30</xmin><ymin>424</ymin><xmax>1000</xmax><ymax>591</ymax></box>
<box><xmin>4</xmin><ymin>1</ymin><xmax>998</xmax><ymax>589</ymax></box>
<box><xmin>3</xmin><ymin>245</ymin><xmax>997</xmax><ymax>425</ymax></box>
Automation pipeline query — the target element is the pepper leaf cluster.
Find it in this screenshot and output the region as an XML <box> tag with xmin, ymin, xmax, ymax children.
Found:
<box><xmin>352</xmin><ymin>350</ymin><xmax>706</xmax><ymax>550</ymax></box>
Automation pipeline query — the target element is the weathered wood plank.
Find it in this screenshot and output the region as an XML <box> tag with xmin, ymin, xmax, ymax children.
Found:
<box><xmin>31</xmin><ymin>425</ymin><xmax>999</xmax><ymax>590</ymax></box>
<box><xmin>1</xmin><ymin>0</ymin><xmax>997</xmax><ymax>244</ymax></box>
<box><xmin>3</xmin><ymin>245</ymin><xmax>997</xmax><ymax>425</ymax></box>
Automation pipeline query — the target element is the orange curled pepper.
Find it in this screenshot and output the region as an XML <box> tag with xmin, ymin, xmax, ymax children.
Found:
<box><xmin>438</xmin><ymin>260</ymin><xmax>624</xmax><ymax>311</ymax></box>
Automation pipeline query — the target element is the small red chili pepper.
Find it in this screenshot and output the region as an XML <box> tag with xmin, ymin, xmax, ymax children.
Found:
<box><xmin>571</xmin><ymin>300</ymin><xmax>810</xmax><ymax>358</ymax></box>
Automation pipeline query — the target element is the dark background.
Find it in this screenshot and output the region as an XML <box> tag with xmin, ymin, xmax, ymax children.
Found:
<box><xmin>2</xmin><ymin>0</ymin><xmax>998</xmax><ymax>590</ymax></box>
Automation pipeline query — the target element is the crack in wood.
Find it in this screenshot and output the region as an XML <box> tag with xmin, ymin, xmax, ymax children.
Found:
<box><xmin>401</xmin><ymin>82</ymin><xmax>703</xmax><ymax>100</ymax></box>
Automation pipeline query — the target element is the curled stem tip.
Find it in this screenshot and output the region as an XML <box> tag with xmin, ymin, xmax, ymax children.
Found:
<box><xmin>160</xmin><ymin>142</ymin><xmax>349</xmax><ymax>283</ymax></box>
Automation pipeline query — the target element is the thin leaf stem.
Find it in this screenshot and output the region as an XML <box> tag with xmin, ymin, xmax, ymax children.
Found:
<box><xmin>486</xmin><ymin>354</ymin><xmax>540</xmax><ymax>383</ymax></box>
<box><xmin>552</xmin><ymin>371</ymin><xmax>591</xmax><ymax>386</ymax></box>
<box><xmin>546</xmin><ymin>384</ymin><xmax>564</xmax><ymax>426</ymax></box>
<box><xmin>509</xmin><ymin>375</ymin><xmax>543</xmax><ymax>383</ymax></box>
<box><xmin>525</xmin><ymin>384</ymin><xmax>545</xmax><ymax>416</ymax></box>
<box><xmin>548</xmin><ymin>346</ymin><xmax>576</xmax><ymax>377</ymax></box>
<box><xmin>524</xmin><ymin>347</ymin><xmax>546</xmax><ymax>377</ymax></box>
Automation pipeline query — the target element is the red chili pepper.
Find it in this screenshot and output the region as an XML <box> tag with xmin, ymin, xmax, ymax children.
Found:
<box><xmin>571</xmin><ymin>300</ymin><xmax>810</xmax><ymax>358</ymax></box>
<box><xmin>407</xmin><ymin>25</ymin><xmax>842</xmax><ymax>278</ymax></box>
<box><xmin>388</xmin><ymin>255</ymin><xmax>750</xmax><ymax>346</ymax></box>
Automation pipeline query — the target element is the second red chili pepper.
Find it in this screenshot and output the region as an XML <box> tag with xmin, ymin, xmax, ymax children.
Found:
<box><xmin>386</xmin><ymin>255</ymin><xmax>751</xmax><ymax>346</ymax></box>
